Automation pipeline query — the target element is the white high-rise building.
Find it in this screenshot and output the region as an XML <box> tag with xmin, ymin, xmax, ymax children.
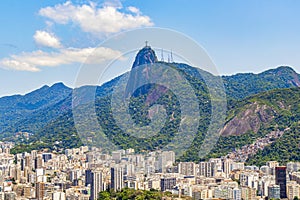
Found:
<box><xmin>266</xmin><ymin>161</ymin><xmax>279</xmax><ymax>175</ymax></box>
<box><xmin>209</xmin><ymin>158</ymin><xmax>222</xmax><ymax>172</ymax></box>
<box><xmin>178</xmin><ymin>162</ymin><xmax>196</xmax><ymax>176</ymax></box>
<box><xmin>199</xmin><ymin>162</ymin><xmax>215</xmax><ymax>177</ymax></box>
<box><xmin>111</xmin><ymin>165</ymin><xmax>124</xmax><ymax>192</ymax></box>
<box><xmin>239</xmin><ymin>172</ymin><xmax>259</xmax><ymax>189</ymax></box>
<box><xmin>125</xmin><ymin>163</ymin><xmax>135</xmax><ymax>176</ymax></box>
<box><xmin>157</xmin><ymin>151</ymin><xmax>175</xmax><ymax>173</ymax></box>
<box><xmin>287</xmin><ymin>181</ymin><xmax>300</xmax><ymax>200</ymax></box>
<box><xmin>90</xmin><ymin>171</ymin><xmax>104</xmax><ymax>200</ymax></box>
<box><xmin>222</xmin><ymin>158</ymin><xmax>233</xmax><ymax>178</ymax></box>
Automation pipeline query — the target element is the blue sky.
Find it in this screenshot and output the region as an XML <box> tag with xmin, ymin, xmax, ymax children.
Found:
<box><xmin>1</xmin><ymin>0</ymin><xmax>300</xmax><ymax>97</ymax></box>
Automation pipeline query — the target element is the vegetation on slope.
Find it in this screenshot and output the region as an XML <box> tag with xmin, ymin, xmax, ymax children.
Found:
<box><xmin>8</xmin><ymin>65</ymin><xmax>300</xmax><ymax>165</ymax></box>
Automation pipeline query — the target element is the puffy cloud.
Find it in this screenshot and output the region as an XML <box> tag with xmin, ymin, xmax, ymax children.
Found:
<box><xmin>0</xmin><ymin>1</ymin><xmax>149</xmax><ymax>72</ymax></box>
<box><xmin>34</xmin><ymin>30</ymin><xmax>62</xmax><ymax>48</ymax></box>
<box><xmin>0</xmin><ymin>47</ymin><xmax>123</xmax><ymax>72</ymax></box>
<box><xmin>127</xmin><ymin>6</ymin><xmax>140</xmax><ymax>14</ymax></box>
<box><xmin>1</xmin><ymin>59</ymin><xmax>40</xmax><ymax>72</ymax></box>
<box><xmin>38</xmin><ymin>1</ymin><xmax>153</xmax><ymax>35</ymax></box>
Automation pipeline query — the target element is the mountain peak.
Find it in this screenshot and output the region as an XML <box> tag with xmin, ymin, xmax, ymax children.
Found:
<box><xmin>264</xmin><ymin>66</ymin><xmax>296</xmax><ymax>75</ymax></box>
<box><xmin>50</xmin><ymin>82</ymin><xmax>69</xmax><ymax>90</ymax></box>
<box><xmin>132</xmin><ymin>45</ymin><xmax>158</xmax><ymax>69</ymax></box>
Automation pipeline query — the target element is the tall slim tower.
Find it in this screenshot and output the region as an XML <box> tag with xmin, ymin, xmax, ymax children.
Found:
<box><xmin>90</xmin><ymin>171</ymin><xmax>103</xmax><ymax>200</ymax></box>
<box><xmin>111</xmin><ymin>166</ymin><xmax>124</xmax><ymax>192</ymax></box>
<box><xmin>85</xmin><ymin>169</ymin><xmax>92</xmax><ymax>187</ymax></box>
<box><xmin>170</xmin><ymin>50</ymin><xmax>174</xmax><ymax>63</ymax></box>
<box><xmin>275</xmin><ymin>166</ymin><xmax>287</xmax><ymax>198</ymax></box>
<box><xmin>161</xmin><ymin>49</ymin><xmax>164</xmax><ymax>62</ymax></box>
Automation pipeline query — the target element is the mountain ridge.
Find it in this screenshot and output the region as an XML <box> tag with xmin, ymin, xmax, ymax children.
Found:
<box><xmin>1</xmin><ymin>47</ymin><xmax>300</xmax><ymax>166</ymax></box>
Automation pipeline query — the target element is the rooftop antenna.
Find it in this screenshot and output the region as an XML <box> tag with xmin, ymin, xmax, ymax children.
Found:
<box><xmin>145</xmin><ymin>41</ymin><xmax>148</xmax><ymax>47</ymax></box>
<box><xmin>161</xmin><ymin>49</ymin><xmax>164</xmax><ymax>62</ymax></box>
<box><xmin>170</xmin><ymin>49</ymin><xmax>174</xmax><ymax>63</ymax></box>
<box><xmin>168</xmin><ymin>54</ymin><xmax>170</xmax><ymax>63</ymax></box>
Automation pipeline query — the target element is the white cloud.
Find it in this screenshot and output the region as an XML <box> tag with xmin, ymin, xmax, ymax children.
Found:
<box><xmin>127</xmin><ymin>6</ymin><xmax>140</xmax><ymax>15</ymax></box>
<box><xmin>38</xmin><ymin>1</ymin><xmax>153</xmax><ymax>35</ymax></box>
<box><xmin>0</xmin><ymin>47</ymin><xmax>123</xmax><ymax>72</ymax></box>
<box><xmin>0</xmin><ymin>1</ymin><xmax>149</xmax><ymax>72</ymax></box>
<box><xmin>102</xmin><ymin>0</ymin><xmax>122</xmax><ymax>8</ymax></box>
<box><xmin>34</xmin><ymin>30</ymin><xmax>62</xmax><ymax>48</ymax></box>
<box><xmin>1</xmin><ymin>59</ymin><xmax>40</xmax><ymax>72</ymax></box>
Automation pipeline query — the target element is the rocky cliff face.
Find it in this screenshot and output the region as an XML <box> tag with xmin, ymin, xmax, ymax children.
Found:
<box><xmin>131</xmin><ymin>46</ymin><xmax>158</xmax><ymax>69</ymax></box>
<box><xmin>220</xmin><ymin>102</ymin><xmax>275</xmax><ymax>136</ymax></box>
<box><xmin>125</xmin><ymin>45</ymin><xmax>158</xmax><ymax>97</ymax></box>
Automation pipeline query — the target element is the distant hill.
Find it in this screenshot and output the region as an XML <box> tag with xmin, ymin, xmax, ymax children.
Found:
<box><xmin>0</xmin><ymin>83</ymin><xmax>72</xmax><ymax>137</ymax></box>
<box><xmin>3</xmin><ymin>46</ymin><xmax>300</xmax><ymax>165</ymax></box>
<box><xmin>222</xmin><ymin>66</ymin><xmax>300</xmax><ymax>100</ymax></box>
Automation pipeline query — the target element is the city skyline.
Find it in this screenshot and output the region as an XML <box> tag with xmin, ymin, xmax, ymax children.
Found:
<box><xmin>0</xmin><ymin>142</ymin><xmax>298</xmax><ymax>199</ymax></box>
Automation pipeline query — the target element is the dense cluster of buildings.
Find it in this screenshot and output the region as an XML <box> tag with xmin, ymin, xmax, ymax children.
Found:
<box><xmin>0</xmin><ymin>141</ymin><xmax>299</xmax><ymax>200</ymax></box>
<box><xmin>226</xmin><ymin>130</ymin><xmax>285</xmax><ymax>162</ymax></box>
